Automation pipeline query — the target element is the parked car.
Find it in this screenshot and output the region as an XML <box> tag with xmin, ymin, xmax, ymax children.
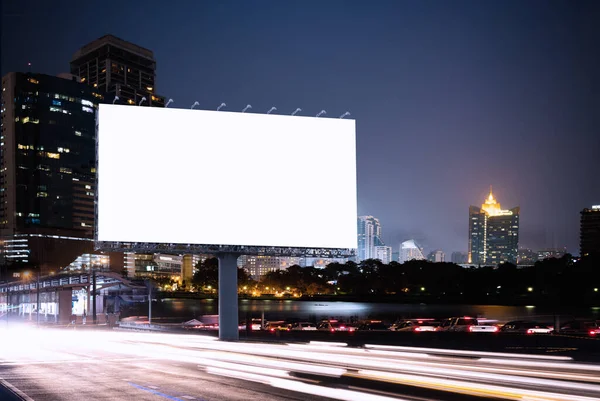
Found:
<box><xmin>289</xmin><ymin>322</ymin><xmax>318</xmax><ymax>331</ymax></box>
<box><xmin>390</xmin><ymin>319</ymin><xmax>440</xmax><ymax>332</ymax></box>
<box><xmin>439</xmin><ymin>317</ymin><xmax>499</xmax><ymax>333</ymax></box>
<box><xmin>317</xmin><ymin>320</ymin><xmax>356</xmax><ymax>332</ymax></box>
<box><xmin>559</xmin><ymin>320</ymin><xmax>600</xmax><ymax>337</ymax></box>
<box><xmin>500</xmin><ymin>321</ymin><xmax>553</xmax><ymax>334</ymax></box>
<box><xmin>356</xmin><ymin>320</ymin><xmax>390</xmax><ymax>331</ymax></box>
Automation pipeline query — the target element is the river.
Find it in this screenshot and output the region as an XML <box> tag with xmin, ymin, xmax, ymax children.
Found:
<box><xmin>121</xmin><ymin>298</ymin><xmax>600</xmax><ymax>324</ymax></box>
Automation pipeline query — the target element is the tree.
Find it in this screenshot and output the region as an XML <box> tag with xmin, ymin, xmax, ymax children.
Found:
<box><xmin>192</xmin><ymin>257</ymin><xmax>218</xmax><ymax>289</ymax></box>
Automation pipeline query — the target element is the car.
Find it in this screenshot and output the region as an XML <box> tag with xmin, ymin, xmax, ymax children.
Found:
<box><xmin>289</xmin><ymin>322</ymin><xmax>318</xmax><ymax>331</ymax></box>
<box><xmin>238</xmin><ymin>318</ymin><xmax>264</xmax><ymax>331</ymax></box>
<box><xmin>356</xmin><ymin>321</ymin><xmax>390</xmax><ymax>331</ymax></box>
<box><xmin>559</xmin><ymin>320</ymin><xmax>600</xmax><ymax>337</ymax></box>
<box><xmin>439</xmin><ymin>317</ymin><xmax>499</xmax><ymax>333</ymax></box>
<box><xmin>264</xmin><ymin>321</ymin><xmax>290</xmax><ymax>332</ymax></box>
<box><xmin>500</xmin><ymin>320</ymin><xmax>553</xmax><ymax>334</ymax></box>
<box><xmin>317</xmin><ymin>320</ymin><xmax>356</xmax><ymax>332</ymax></box>
<box><xmin>390</xmin><ymin>319</ymin><xmax>440</xmax><ymax>332</ymax></box>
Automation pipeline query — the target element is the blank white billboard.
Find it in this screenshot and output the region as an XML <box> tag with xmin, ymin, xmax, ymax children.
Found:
<box><xmin>97</xmin><ymin>104</ymin><xmax>357</xmax><ymax>249</ymax></box>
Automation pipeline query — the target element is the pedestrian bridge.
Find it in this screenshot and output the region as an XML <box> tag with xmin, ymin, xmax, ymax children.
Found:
<box><xmin>0</xmin><ymin>271</ymin><xmax>145</xmax><ymax>324</ymax></box>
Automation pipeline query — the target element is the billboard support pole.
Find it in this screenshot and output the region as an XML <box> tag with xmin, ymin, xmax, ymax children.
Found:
<box><xmin>218</xmin><ymin>253</ymin><xmax>239</xmax><ymax>341</ymax></box>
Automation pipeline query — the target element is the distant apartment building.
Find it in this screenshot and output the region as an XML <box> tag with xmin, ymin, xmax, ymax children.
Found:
<box><xmin>357</xmin><ymin>215</ymin><xmax>383</xmax><ymax>262</ymax></box>
<box><xmin>238</xmin><ymin>255</ymin><xmax>301</xmax><ymax>280</ymax></box>
<box><xmin>0</xmin><ymin>72</ymin><xmax>102</xmax><ymax>278</ymax></box>
<box><xmin>450</xmin><ymin>251</ymin><xmax>468</xmax><ymax>264</ymax></box>
<box><xmin>374</xmin><ymin>245</ymin><xmax>393</xmax><ymax>264</ymax></box>
<box><xmin>427</xmin><ymin>249</ymin><xmax>446</xmax><ymax>263</ymax></box>
<box><xmin>517</xmin><ymin>248</ymin><xmax>538</xmax><ymax>265</ymax></box>
<box><xmin>537</xmin><ymin>248</ymin><xmax>567</xmax><ymax>261</ymax></box>
<box><xmin>580</xmin><ymin>205</ymin><xmax>600</xmax><ymax>257</ymax></box>
<box><xmin>399</xmin><ymin>240</ymin><xmax>425</xmax><ymax>263</ymax></box>
<box><xmin>301</xmin><ymin>257</ymin><xmax>347</xmax><ymax>268</ymax></box>
<box><xmin>468</xmin><ymin>188</ymin><xmax>519</xmax><ymax>265</ymax></box>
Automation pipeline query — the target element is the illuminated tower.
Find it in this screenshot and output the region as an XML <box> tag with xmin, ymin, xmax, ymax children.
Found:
<box><xmin>468</xmin><ymin>187</ymin><xmax>519</xmax><ymax>265</ymax></box>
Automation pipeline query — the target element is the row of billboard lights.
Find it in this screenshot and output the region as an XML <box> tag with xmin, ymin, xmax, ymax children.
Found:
<box><xmin>111</xmin><ymin>95</ymin><xmax>350</xmax><ymax>118</ymax></box>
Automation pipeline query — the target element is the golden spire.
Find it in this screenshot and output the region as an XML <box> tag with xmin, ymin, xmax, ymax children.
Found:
<box><xmin>482</xmin><ymin>185</ymin><xmax>502</xmax><ymax>215</ymax></box>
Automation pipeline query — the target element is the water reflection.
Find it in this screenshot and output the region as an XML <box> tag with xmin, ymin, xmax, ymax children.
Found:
<box><xmin>126</xmin><ymin>299</ymin><xmax>600</xmax><ymax>323</ymax></box>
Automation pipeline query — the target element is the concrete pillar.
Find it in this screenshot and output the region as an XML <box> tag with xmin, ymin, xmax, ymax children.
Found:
<box><xmin>218</xmin><ymin>253</ymin><xmax>239</xmax><ymax>341</ymax></box>
<box><xmin>58</xmin><ymin>288</ymin><xmax>73</xmax><ymax>325</ymax></box>
<box><xmin>182</xmin><ymin>254</ymin><xmax>193</xmax><ymax>287</ymax></box>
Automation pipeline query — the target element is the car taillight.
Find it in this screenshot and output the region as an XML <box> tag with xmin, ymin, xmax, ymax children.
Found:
<box><xmin>414</xmin><ymin>327</ymin><xmax>422</xmax><ymax>332</ymax></box>
<box><xmin>468</xmin><ymin>326</ymin><xmax>474</xmax><ymax>332</ymax></box>
<box><xmin>590</xmin><ymin>330</ymin><xmax>598</xmax><ymax>336</ymax></box>
<box><xmin>349</xmin><ymin>327</ymin><xmax>355</xmax><ymax>332</ymax></box>
<box><xmin>331</xmin><ymin>329</ymin><xmax>335</xmax><ymax>332</ymax></box>
<box><xmin>269</xmin><ymin>328</ymin><xmax>275</xmax><ymax>332</ymax></box>
<box><xmin>492</xmin><ymin>326</ymin><xmax>499</xmax><ymax>332</ymax></box>
<box><xmin>527</xmin><ymin>329</ymin><xmax>534</xmax><ymax>334</ymax></box>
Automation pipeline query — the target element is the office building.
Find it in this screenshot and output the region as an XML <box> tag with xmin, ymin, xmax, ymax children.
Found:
<box><xmin>581</xmin><ymin>205</ymin><xmax>600</xmax><ymax>257</ymax></box>
<box><xmin>0</xmin><ymin>72</ymin><xmax>101</xmax><ymax>277</ymax></box>
<box><xmin>374</xmin><ymin>245</ymin><xmax>392</xmax><ymax>264</ymax></box>
<box><xmin>427</xmin><ymin>249</ymin><xmax>446</xmax><ymax>263</ymax></box>
<box><xmin>70</xmin><ymin>35</ymin><xmax>165</xmax><ymax>107</ymax></box>
<box><xmin>450</xmin><ymin>251</ymin><xmax>468</xmax><ymax>264</ymax></box>
<box><xmin>468</xmin><ymin>188</ymin><xmax>519</xmax><ymax>265</ymax></box>
<box><xmin>357</xmin><ymin>216</ymin><xmax>383</xmax><ymax>262</ymax></box>
<box><xmin>399</xmin><ymin>240</ymin><xmax>425</xmax><ymax>263</ymax></box>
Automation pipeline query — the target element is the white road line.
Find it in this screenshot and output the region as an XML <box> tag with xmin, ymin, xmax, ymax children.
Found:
<box><xmin>0</xmin><ymin>377</ymin><xmax>35</xmax><ymax>401</ymax></box>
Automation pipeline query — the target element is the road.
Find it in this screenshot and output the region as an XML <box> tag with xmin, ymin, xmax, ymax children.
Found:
<box><xmin>1</xmin><ymin>325</ymin><xmax>600</xmax><ymax>401</ymax></box>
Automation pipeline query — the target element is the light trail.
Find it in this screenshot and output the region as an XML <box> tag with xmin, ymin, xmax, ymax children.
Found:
<box><xmin>0</xmin><ymin>327</ymin><xmax>599</xmax><ymax>400</ymax></box>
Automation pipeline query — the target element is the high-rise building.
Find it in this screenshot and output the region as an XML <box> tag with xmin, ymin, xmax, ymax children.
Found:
<box><xmin>399</xmin><ymin>240</ymin><xmax>425</xmax><ymax>263</ymax></box>
<box><xmin>537</xmin><ymin>248</ymin><xmax>567</xmax><ymax>261</ymax></box>
<box><xmin>374</xmin><ymin>245</ymin><xmax>392</xmax><ymax>264</ymax></box>
<box><xmin>450</xmin><ymin>251</ymin><xmax>468</xmax><ymax>264</ymax></box>
<box><xmin>580</xmin><ymin>205</ymin><xmax>600</xmax><ymax>257</ymax></box>
<box><xmin>427</xmin><ymin>249</ymin><xmax>446</xmax><ymax>263</ymax></box>
<box><xmin>70</xmin><ymin>35</ymin><xmax>165</xmax><ymax>107</ymax></box>
<box><xmin>468</xmin><ymin>188</ymin><xmax>519</xmax><ymax>265</ymax></box>
<box><xmin>357</xmin><ymin>216</ymin><xmax>383</xmax><ymax>262</ymax></box>
<box><xmin>517</xmin><ymin>248</ymin><xmax>538</xmax><ymax>265</ymax></box>
<box><xmin>0</xmin><ymin>72</ymin><xmax>102</xmax><ymax>277</ymax></box>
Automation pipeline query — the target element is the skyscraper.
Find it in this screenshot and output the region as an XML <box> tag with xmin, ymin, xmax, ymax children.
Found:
<box><xmin>468</xmin><ymin>188</ymin><xmax>519</xmax><ymax>265</ymax></box>
<box><xmin>0</xmin><ymin>72</ymin><xmax>101</xmax><ymax>277</ymax></box>
<box><xmin>357</xmin><ymin>216</ymin><xmax>383</xmax><ymax>262</ymax></box>
<box><xmin>70</xmin><ymin>35</ymin><xmax>165</xmax><ymax>107</ymax></box>
<box><xmin>450</xmin><ymin>251</ymin><xmax>468</xmax><ymax>264</ymax></box>
<box><xmin>580</xmin><ymin>205</ymin><xmax>600</xmax><ymax>257</ymax></box>
<box><xmin>399</xmin><ymin>240</ymin><xmax>425</xmax><ymax>263</ymax></box>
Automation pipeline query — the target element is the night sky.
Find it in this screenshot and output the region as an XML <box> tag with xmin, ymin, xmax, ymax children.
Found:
<box><xmin>2</xmin><ymin>0</ymin><xmax>599</xmax><ymax>255</ymax></box>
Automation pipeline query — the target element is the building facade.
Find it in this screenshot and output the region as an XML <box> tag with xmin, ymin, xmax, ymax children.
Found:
<box><xmin>450</xmin><ymin>251</ymin><xmax>468</xmax><ymax>264</ymax></box>
<box><xmin>238</xmin><ymin>255</ymin><xmax>301</xmax><ymax>280</ymax></box>
<box><xmin>399</xmin><ymin>240</ymin><xmax>425</xmax><ymax>263</ymax></box>
<box><xmin>374</xmin><ymin>245</ymin><xmax>393</xmax><ymax>264</ymax></box>
<box><xmin>0</xmin><ymin>72</ymin><xmax>102</xmax><ymax>278</ymax></box>
<box><xmin>581</xmin><ymin>205</ymin><xmax>600</xmax><ymax>257</ymax></box>
<box><xmin>427</xmin><ymin>249</ymin><xmax>446</xmax><ymax>263</ymax></box>
<box><xmin>70</xmin><ymin>35</ymin><xmax>165</xmax><ymax>107</ymax></box>
<box><xmin>357</xmin><ymin>215</ymin><xmax>383</xmax><ymax>262</ymax></box>
<box><xmin>468</xmin><ymin>189</ymin><xmax>519</xmax><ymax>265</ymax></box>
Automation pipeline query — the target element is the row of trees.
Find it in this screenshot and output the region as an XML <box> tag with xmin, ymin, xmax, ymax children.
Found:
<box><xmin>190</xmin><ymin>254</ymin><xmax>600</xmax><ymax>305</ymax></box>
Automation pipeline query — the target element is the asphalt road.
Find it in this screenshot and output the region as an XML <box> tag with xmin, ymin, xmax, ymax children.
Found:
<box><xmin>1</xmin><ymin>325</ymin><xmax>600</xmax><ymax>401</ymax></box>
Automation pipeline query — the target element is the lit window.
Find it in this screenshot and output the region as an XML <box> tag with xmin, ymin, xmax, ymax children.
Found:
<box><xmin>82</xmin><ymin>106</ymin><xmax>93</xmax><ymax>113</ymax></box>
<box><xmin>80</xmin><ymin>77</ymin><xmax>86</xmax><ymax>82</ymax></box>
<box><xmin>147</xmin><ymin>87</ymin><xmax>153</xmax><ymax>91</ymax></box>
<box><xmin>46</xmin><ymin>152</ymin><xmax>60</xmax><ymax>159</ymax></box>
<box><xmin>91</xmin><ymin>167</ymin><xmax>96</xmax><ymax>173</ymax></box>
<box><xmin>85</xmin><ymin>185</ymin><xmax>91</xmax><ymax>189</ymax></box>
<box><xmin>28</xmin><ymin>78</ymin><xmax>39</xmax><ymax>84</ymax></box>
<box><xmin>93</xmin><ymin>83</ymin><xmax>98</xmax><ymax>88</ymax></box>
<box><xmin>36</xmin><ymin>192</ymin><xmax>48</xmax><ymax>198</ymax></box>
<box><xmin>81</xmin><ymin>99</ymin><xmax>93</xmax><ymax>107</ymax></box>
<box><xmin>75</xmin><ymin>130</ymin><xmax>82</xmax><ymax>136</ymax></box>
<box><xmin>59</xmin><ymin>167</ymin><xmax>72</xmax><ymax>174</ymax></box>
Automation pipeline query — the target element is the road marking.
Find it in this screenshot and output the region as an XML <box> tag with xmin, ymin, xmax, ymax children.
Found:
<box><xmin>0</xmin><ymin>377</ymin><xmax>35</xmax><ymax>401</ymax></box>
<box><xmin>129</xmin><ymin>382</ymin><xmax>201</xmax><ymax>401</ymax></box>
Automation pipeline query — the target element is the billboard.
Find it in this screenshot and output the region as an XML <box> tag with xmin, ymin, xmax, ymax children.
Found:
<box><xmin>96</xmin><ymin>104</ymin><xmax>357</xmax><ymax>250</ymax></box>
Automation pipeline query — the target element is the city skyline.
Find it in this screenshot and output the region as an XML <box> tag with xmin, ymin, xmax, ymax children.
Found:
<box><xmin>2</xmin><ymin>0</ymin><xmax>598</xmax><ymax>255</ymax></box>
